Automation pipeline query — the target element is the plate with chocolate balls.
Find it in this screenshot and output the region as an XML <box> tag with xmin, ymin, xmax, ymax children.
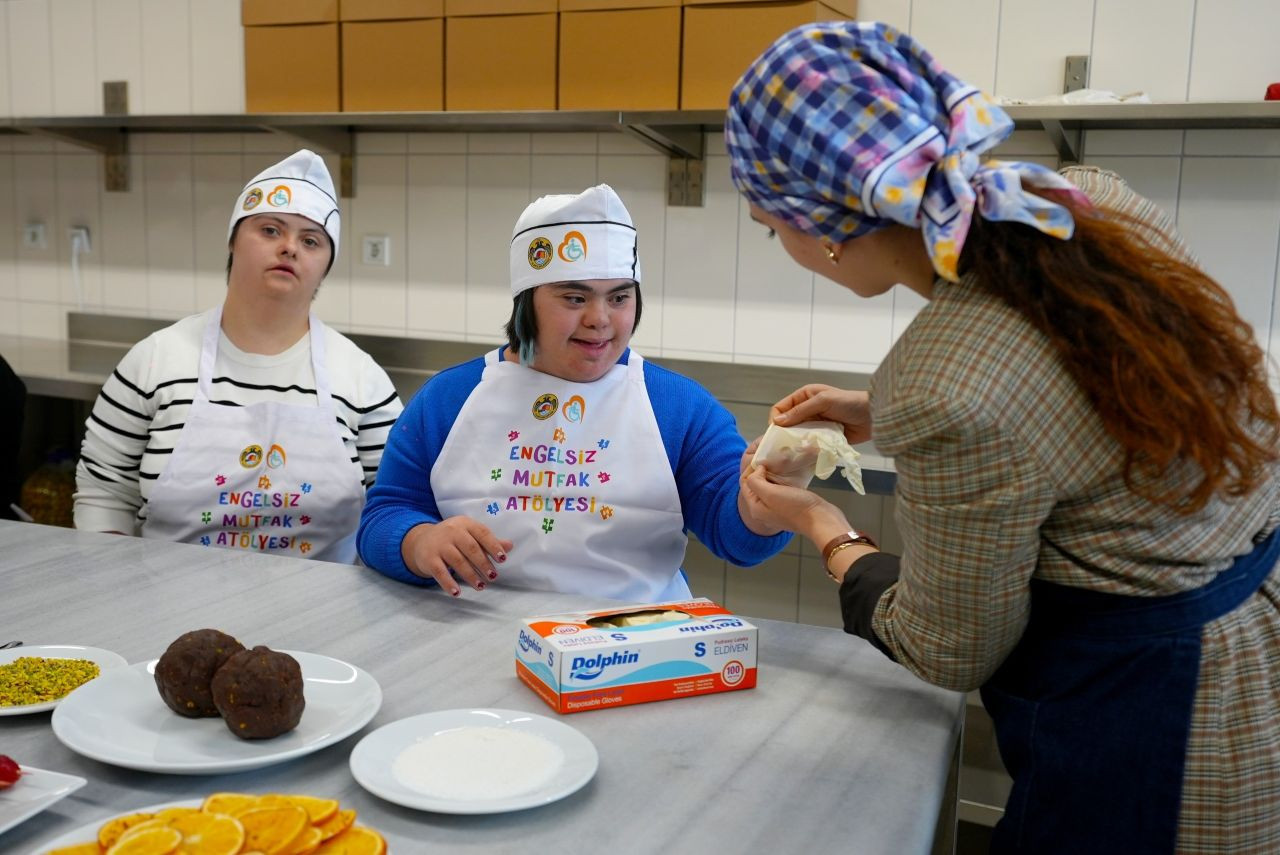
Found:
<box><xmin>50</xmin><ymin>629</ymin><xmax>382</xmax><ymax>774</ymax></box>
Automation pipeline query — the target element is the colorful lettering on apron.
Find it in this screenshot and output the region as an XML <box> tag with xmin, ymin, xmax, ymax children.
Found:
<box><xmin>432</xmin><ymin>349</ymin><xmax>690</xmax><ymax>601</ymax></box>
<box><xmin>140</xmin><ymin>307</ymin><xmax>366</xmax><ymax>564</ymax></box>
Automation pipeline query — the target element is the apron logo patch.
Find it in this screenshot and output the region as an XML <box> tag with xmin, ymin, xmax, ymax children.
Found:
<box><xmin>267</xmin><ymin>185</ymin><xmax>292</xmax><ymax>207</ymax></box>
<box><xmin>558</xmin><ymin>230</ymin><xmax>587</xmax><ymax>263</ymax></box>
<box><xmin>562</xmin><ymin>395</ymin><xmax>586</xmax><ymax>423</ymax></box>
<box><xmin>242</xmin><ymin>188</ymin><xmax>263</xmax><ymax>211</ymax></box>
<box><xmin>532</xmin><ymin>393</ymin><xmax>558</xmax><ymax>420</ymax></box>
<box><xmin>239</xmin><ymin>444</ymin><xmax>263</xmax><ymax>468</ymax></box>
<box><xmin>266</xmin><ymin>444</ymin><xmax>287</xmax><ymax>468</ymax></box>
<box><xmin>528</xmin><ymin>237</ymin><xmax>553</xmax><ymax>270</ymax></box>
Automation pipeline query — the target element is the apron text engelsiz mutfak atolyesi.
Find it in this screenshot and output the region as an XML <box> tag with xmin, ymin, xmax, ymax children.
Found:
<box><xmin>141</xmin><ymin>307</ymin><xmax>366</xmax><ymax>563</ymax></box>
<box><xmin>432</xmin><ymin>348</ymin><xmax>690</xmax><ymax>601</ymax></box>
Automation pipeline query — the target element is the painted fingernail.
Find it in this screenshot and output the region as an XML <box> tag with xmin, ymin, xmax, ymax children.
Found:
<box><xmin>451</xmin><ymin>588</ymin><xmax>460</xmax><ymax>597</ymax></box>
<box><xmin>477</xmin><ymin>582</ymin><xmax>486</xmax><ymax>590</ymax></box>
<box><xmin>488</xmin><ymin>571</ymin><xmax>498</xmax><ymax>580</ymax></box>
<box><xmin>497</xmin><ymin>553</ymin><xmax>507</xmax><ymax>563</ymax></box>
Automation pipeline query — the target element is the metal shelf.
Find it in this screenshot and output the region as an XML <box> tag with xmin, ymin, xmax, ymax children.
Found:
<box><xmin>3</xmin><ymin>102</ymin><xmax>1277</xmax><ymax>194</ymax></box>
<box><xmin>0</xmin><ymin>109</ymin><xmax>727</xmax><ymax>200</ymax></box>
<box><xmin>1005</xmin><ymin>100</ymin><xmax>1280</xmax><ymax>161</ymax></box>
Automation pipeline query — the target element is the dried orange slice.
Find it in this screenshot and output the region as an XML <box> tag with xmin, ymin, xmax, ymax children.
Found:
<box><xmin>105</xmin><ymin>824</ymin><xmax>183</xmax><ymax>855</ymax></box>
<box><xmin>314</xmin><ymin>826</ymin><xmax>387</xmax><ymax>855</ymax></box>
<box><xmin>168</xmin><ymin>810</ymin><xmax>245</xmax><ymax>855</ymax></box>
<box><xmin>201</xmin><ymin>792</ymin><xmax>260</xmax><ymax>817</ymax></box>
<box><xmin>314</xmin><ymin>809</ymin><xmax>355</xmax><ymax>842</ymax></box>
<box><xmin>45</xmin><ymin>844</ymin><xmax>103</xmax><ymax>855</ymax></box>
<box><xmin>238</xmin><ymin>804</ymin><xmax>309</xmax><ymax>855</ymax></box>
<box><xmin>98</xmin><ymin>812</ymin><xmax>157</xmax><ymax>848</ymax></box>
<box><xmin>257</xmin><ymin>794</ymin><xmax>339</xmax><ymax>825</ymax></box>
<box><xmin>113</xmin><ymin>818</ymin><xmax>172</xmax><ymax>845</ymax></box>
<box><xmin>280</xmin><ymin>825</ymin><xmax>324</xmax><ymax>855</ymax></box>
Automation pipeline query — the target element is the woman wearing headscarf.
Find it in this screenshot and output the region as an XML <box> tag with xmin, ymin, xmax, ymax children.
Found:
<box><xmin>728</xmin><ymin>21</ymin><xmax>1280</xmax><ymax>854</ymax></box>
<box><xmin>358</xmin><ymin>184</ymin><xmax>790</xmax><ymax>601</ymax></box>
<box><xmin>74</xmin><ymin>150</ymin><xmax>403</xmax><ymax>563</ymax></box>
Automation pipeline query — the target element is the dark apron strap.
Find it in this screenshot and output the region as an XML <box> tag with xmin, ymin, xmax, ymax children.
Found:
<box><xmin>981</xmin><ymin>529</ymin><xmax>1280</xmax><ymax>855</ymax></box>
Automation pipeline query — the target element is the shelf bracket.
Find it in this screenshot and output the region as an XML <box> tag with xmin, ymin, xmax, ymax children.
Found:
<box><xmin>23</xmin><ymin>126</ymin><xmax>129</xmax><ymax>191</ymax></box>
<box><xmin>665</xmin><ymin>159</ymin><xmax>705</xmax><ymax>208</ymax></box>
<box><xmin>259</xmin><ymin>124</ymin><xmax>356</xmax><ymax>198</ymax></box>
<box><xmin>1040</xmin><ymin>118</ymin><xmax>1081</xmax><ymax>165</ymax></box>
<box><xmin>623</xmin><ymin>124</ymin><xmax>706</xmax><ymax>207</ymax></box>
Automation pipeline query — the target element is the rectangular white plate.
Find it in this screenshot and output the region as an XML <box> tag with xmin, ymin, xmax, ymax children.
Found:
<box><xmin>0</xmin><ymin>766</ymin><xmax>87</xmax><ymax>836</ymax></box>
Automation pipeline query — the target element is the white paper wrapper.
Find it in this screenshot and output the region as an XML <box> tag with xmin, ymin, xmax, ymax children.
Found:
<box><xmin>750</xmin><ymin>420</ymin><xmax>864</xmax><ymax>495</ymax></box>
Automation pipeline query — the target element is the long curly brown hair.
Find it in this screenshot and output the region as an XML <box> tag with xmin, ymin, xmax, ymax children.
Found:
<box><xmin>958</xmin><ymin>191</ymin><xmax>1280</xmax><ymax>514</ymax></box>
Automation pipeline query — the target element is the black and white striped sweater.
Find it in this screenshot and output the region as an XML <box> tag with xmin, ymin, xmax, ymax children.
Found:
<box><xmin>73</xmin><ymin>310</ymin><xmax>403</xmax><ymax>534</ymax></box>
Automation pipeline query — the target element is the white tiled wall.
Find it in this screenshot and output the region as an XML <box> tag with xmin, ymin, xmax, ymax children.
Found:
<box><xmin>2</xmin><ymin>1</ymin><xmax>1280</xmax><ymax>622</ymax></box>
<box><xmin>0</xmin><ymin>0</ymin><xmax>1276</xmax><ymax>373</ymax></box>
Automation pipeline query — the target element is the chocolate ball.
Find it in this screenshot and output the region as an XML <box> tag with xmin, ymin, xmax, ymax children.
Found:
<box><xmin>154</xmin><ymin>629</ymin><xmax>245</xmax><ymax>718</ymax></box>
<box><xmin>210</xmin><ymin>646</ymin><xmax>305</xmax><ymax>739</ymax></box>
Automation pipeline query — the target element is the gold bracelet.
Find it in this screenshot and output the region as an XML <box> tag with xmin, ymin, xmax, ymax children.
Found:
<box><xmin>823</xmin><ymin>541</ymin><xmax>860</xmax><ymax>581</ymax></box>
<box><xmin>821</xmin><ymin>530</ymin><xmax>878</xmax><ymax>582</ymax></box>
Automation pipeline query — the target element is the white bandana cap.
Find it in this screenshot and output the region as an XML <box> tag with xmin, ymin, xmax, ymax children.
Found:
<box><xmin>509</xmin><ymin>184</ymin><xmax>640</xmax><ymax>296</ymax></box>
<box><xmin>228</xmin><ymin>149</ymin><xmax>341</xmax><ymax>259</ymax></box>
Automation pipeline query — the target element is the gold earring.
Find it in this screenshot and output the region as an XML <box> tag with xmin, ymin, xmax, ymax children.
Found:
<box><xmin>823</xmin><ymin>242</ymin><xmax>841</xmax><ymax>265</ymax></box>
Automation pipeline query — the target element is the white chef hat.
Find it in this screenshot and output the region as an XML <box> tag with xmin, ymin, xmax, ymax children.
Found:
<box><xmin>509</xmin><ymin>184</ymin><xmax>640</xmax><ymax>296</ymax></box>
<box><xmin>227</xmin><ymin>149</ymin><xmax>341</xmax><ymax>260</ymax></box>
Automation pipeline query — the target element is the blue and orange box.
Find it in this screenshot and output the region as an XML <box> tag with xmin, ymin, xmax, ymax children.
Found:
<box><xmin>515</xmin><ymin>598</ymin><xmax>758</xmax><ymax>714</ymax></box>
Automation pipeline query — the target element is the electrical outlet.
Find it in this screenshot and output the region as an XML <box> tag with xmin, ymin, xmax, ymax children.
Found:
<box><xmin>22</xmin><ymin>223</ymin><xmax>46</xmax><ymax>249</ymax></box>
<box><xmin>362</xmin><ymin>235</ymin><xmax>391</xmax><ymax>266</ymax></box>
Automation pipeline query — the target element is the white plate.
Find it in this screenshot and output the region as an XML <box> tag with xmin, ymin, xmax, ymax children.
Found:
<box><xmin>26</xmin><ymin>799</ymin><xmax>197</xmax><ymax>855</ymax></box>
<box><xmin>51</xmin><ymin>651</ymin><xmax>381</xmax><ymax>774</ymax></box>
<box><xmin>0</xmin><ymin>645</ymin><xmax>128</xmax><ymax>716</ymax></box>
<box><xmin>0</xmin><ymin>766</ymin><xmax>87</xmax><ymax>838</ymax></box>
<box><xmin>350</xmin><ymin>708</ymin><xmax>598</xmax><ymax>814</ymax></box>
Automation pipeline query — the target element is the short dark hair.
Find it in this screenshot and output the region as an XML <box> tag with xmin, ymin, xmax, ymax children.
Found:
<box><xmin>225</xmin><ymin>218</ymin><xmax>336</xmax><ymax>283</ymax></box>
<box><xmin>504</xmin><ymin>282</ymin><xmax>643</xmax><ymax>365</ymax></box>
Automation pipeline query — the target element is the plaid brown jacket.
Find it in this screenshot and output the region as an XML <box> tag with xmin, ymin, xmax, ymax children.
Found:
<box><xmin>869</xmin><ymin>167</ymin><xmax>1280</xmax><ymax>851</ymax></box>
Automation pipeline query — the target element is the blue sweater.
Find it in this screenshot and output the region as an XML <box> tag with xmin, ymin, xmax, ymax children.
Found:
<box><xmin>358</xmin><ymin>350</ymin><xmax>791</xmax><ymax>586</ymax></box>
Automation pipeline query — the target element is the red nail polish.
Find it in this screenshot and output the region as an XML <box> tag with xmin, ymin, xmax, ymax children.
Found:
<box><xmin>451</xmin><ymin>588</ymin><xmax>460</xmax><ymax>597</ymax></box>
<box><xmin>488</xmin><ymin>571</ymin><xmax>498</xmax><ymax>580</ymax></box>
<box><xmin>497</xmin><ymin>553</ymin><xmax>507</xmax><ymax>563</ymax></box>
<box><xmin>477</xmin><ymin>582</ymin><xmax>486</xmax><ymax>590</ymax></box>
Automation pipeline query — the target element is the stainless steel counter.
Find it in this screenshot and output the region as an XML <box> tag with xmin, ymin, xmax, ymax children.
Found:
<box><xmin>0</xmin><ymin>521</ymin><xmax>962</xmax><ymax>854</ymax></box>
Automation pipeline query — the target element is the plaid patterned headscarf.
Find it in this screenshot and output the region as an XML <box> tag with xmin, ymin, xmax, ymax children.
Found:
<box><xmin>725</xmin><ymin>21</ymin><xmax>1090</xmax><ymax>282</ymax></box>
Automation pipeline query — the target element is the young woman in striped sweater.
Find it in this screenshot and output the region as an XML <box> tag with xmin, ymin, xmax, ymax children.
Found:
<box><xmin>74</xmin><ymin>150</ymin><xmax>401</xmax><ymax>564</ymax></box>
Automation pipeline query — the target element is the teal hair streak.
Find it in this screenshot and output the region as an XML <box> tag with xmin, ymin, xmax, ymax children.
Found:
<box><xmin>515</xmin><ymin>296</ymin><xmax>537</xmax><ymax>365</ymax></box>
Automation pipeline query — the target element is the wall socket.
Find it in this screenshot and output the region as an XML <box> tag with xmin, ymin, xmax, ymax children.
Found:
<box><xmin>362</xmin><ymin>235</ymin><xmax>391</xmax><ymax>266</ymax></box>
<box><xmin>22</xmin><ymin>223</ymin><xmax>46</xmax><ymax>249</ymax></box>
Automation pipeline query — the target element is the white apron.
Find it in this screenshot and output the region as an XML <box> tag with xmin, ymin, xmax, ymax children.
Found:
<box><xmin>141</xmin><ymin>307</ymin><xmax>365</xmax><ymax>563</ymax></box>
<box><xmin>433</xmin><ymin>349</ymin><xmax>690</xmax><ymax>601</ymax></box>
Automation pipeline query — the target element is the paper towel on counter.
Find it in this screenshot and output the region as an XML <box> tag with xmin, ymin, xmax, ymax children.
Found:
<box><xmin>751</xmin><ymin>420</ymin><xmax>864</xmax><ymax>495</ymax></box>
